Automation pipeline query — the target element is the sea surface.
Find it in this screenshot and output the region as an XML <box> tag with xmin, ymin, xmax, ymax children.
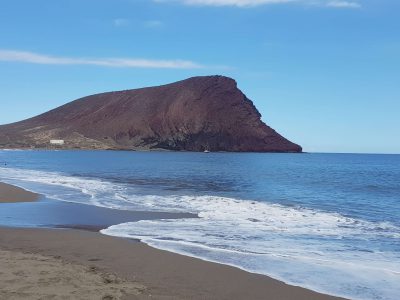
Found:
<box><xmin>0</xmin><ymin>150</ymin><xmax>399</xmax><ymax>300</ymax></box>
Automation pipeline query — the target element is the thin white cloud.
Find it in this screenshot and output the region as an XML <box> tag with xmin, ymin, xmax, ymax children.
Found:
<box><xmin>326</xmin><ymin>1</ymin><xmax>360</xmax><ymax>8</ymax></box>
<box><xmin>155</xmin><ymin>0</ymin><xmax>362</xmax><ymax>8</ymax></box>
<box><xmin>114</xmin><ymin>18</ymin><xmax>164</xmax><ymax>29</ymax></box>
<box><xmin>143</xmin><ymin>20</ymin><xmax>164</xmax><ymax>28</ymax></box>
<box><xmin>0</xmin><ymin>50</ymin><xmax>203</xmax><ymax>69</ymax></box>
<box><xmin>113</xmin><ymin>18</ymin><xmax>131</xmax><ymax>27</ymax></box>
<box><xmin>155</xmin><ymin>0</ymin><xmax>294</xmax><ymax>6</ymax></box>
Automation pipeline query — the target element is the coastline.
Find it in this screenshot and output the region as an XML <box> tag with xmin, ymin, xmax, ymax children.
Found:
<box><xmin>0</xmin><ymin>182</ymin><xmax>347</xmax><ymax>299</ymax></box>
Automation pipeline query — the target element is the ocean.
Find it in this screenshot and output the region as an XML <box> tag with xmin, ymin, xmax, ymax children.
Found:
<box><xmin>0</xmin><ymin>150</ymin><xmax>399</xmax><ymax>300</ymax></box>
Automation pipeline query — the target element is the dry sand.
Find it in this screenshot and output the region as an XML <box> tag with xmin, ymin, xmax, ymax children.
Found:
<box><xmin>0</xmin><ymin>182</ymin><xmax>39</xmax><ymax>203</ymax></box>
<box><xmin>0</xmin><ymin>249</ymin><xmax>145</xmax><ymax>300</ymax></box>
<box><xmin>0</xmin><ymin>182</ymin><xmax>348</xmax><ymax>299</ymax></box>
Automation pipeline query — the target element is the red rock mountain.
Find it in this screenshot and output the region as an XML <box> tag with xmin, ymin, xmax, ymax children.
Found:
<box><xmin>0</xmin><ymin>76</ymin><xmax>301</xmax><ymax>152</ymax></box>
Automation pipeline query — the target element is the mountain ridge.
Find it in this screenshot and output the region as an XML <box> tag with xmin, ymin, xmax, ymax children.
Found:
<box><xmin>0</xmin><ymin>75</ymin><xmax>302</xmax><ymax>152</ymax></box>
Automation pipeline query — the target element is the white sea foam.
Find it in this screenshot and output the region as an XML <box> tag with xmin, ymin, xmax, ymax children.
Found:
<box><xmin>1</xmin><ymin>166</ymin><xmax>399</xmax><ymax>300</ymax></box>
<box><xmin>101</xmin><ymin>204</ymin><xmax>400</xmax><ymax>300</ymax></box>
<box><xmin>101</xmin><ymin>197</ymin><xmax>400</xmax><ymax>300</ymax></box>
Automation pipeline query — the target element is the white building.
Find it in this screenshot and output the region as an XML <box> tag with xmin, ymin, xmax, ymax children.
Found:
<box><xmin>50</xmin><ymin>139</ymin><xmax>65</xmax><ymax>145</ymax></box>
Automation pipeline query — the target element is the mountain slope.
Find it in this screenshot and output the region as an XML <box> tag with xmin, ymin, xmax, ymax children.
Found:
<box><xmin>0</xmin><ymin>76</ymin><xmax>302</xmax><ymax>152</ymax></box>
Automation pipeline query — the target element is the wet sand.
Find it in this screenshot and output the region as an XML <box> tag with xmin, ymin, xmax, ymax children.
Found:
<box><xmin>0</xmin><ymin>182</ymin><xmax>348</xmax><ymax>299</ymax></box>
<box><xmin>0</xmin><ymin>182</ymin><xmax>39</xmax><ymax>203</ymax></box>
<box><xmin>0</xmin><ymin>195</ymin><xmax>196</xmax><ymax>231</ymax></box>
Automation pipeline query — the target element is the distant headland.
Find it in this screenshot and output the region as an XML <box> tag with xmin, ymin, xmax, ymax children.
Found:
<box><xmin>0</xmin><ymin>75</ymin><xmax>301</xmax><ymax>152</ymax></box>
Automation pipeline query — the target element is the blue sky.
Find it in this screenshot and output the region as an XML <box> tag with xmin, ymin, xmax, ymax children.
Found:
<box><xmin>0</xmin><ymin>0</ymin><xmax>399</xmax><ymax>153</ymax></box>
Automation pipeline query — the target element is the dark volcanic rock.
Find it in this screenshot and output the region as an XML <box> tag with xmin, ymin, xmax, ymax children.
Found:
<box><xmin>0</xmin><ymin>76</ymin><xmax>302</xmax><ymax>152</ymax></box>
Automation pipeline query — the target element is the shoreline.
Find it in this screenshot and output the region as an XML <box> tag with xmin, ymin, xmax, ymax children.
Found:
<box><xmin>0</xmin><ymin>147</ymin><xmax>304</xmax><ymax>154</ymax></box>
<box><xmin>0</xmin><ymin>181</ymin><xmax>347</xmax><ymax>299</ymax></box>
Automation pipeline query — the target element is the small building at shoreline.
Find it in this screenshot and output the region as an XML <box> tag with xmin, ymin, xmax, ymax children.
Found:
<box><xmin>50</xmin><ymin>140</ymin><xmax>65</xmax><ymax>145</ymax></box>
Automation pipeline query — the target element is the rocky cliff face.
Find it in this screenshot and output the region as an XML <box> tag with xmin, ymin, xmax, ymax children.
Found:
<box><xmin>0</xmin><ymin>76</ymin><xmax>302</xmax><ymax>152</ymax></box>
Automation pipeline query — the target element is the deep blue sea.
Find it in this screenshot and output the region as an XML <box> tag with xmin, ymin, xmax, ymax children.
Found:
<box><xmin>0</xmin><ymin>150</ymin><xmax>399</xmax><ymax>300</ymax></box>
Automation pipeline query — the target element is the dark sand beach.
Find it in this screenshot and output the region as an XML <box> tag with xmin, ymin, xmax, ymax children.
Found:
<box><xmin>0</xmin><ymin>182</ymin><xmax>347</xmax><ymax>300</ymax></box>
<box><xmin>0</xmin><ymin>182</ymin><xmax>39</xmax><ymax>203</ymax></box>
